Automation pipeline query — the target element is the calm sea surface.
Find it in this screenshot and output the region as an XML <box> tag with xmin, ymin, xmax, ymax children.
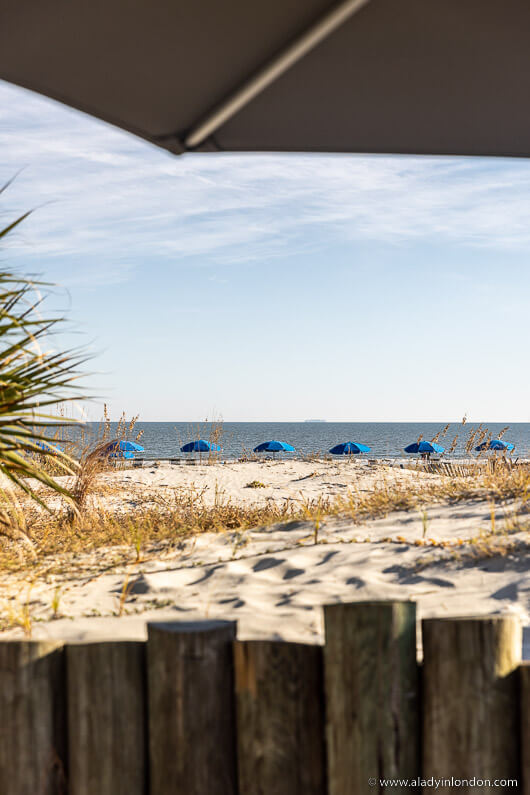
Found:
<box><xmin>78</xmin><ymin>422</ymin><xmax>530</xmax><ymax>460</ymax></box>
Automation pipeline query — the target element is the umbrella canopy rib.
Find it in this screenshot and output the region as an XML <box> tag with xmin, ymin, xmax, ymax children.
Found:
<box><xmin>185</xmin><ymin>0</ymin><xmax>372</xmax><ymax>149</ymax></box>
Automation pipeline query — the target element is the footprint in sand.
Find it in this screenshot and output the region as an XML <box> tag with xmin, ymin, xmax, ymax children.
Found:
<box><xmin>275</xmin><ymin>591</ymin><xmax>300</xmax><ymax>607</ymax></box>
<box><xmin>113</xmin><ymin>574</ymin><xmax>151</xmax><ymax>595</ymax></box>
<box><xmin>491</xmin><ymin>583</ymin><xmax>518</xmax><ymax>601</ymax></box>
<box><xmin>346</xmin><ymin>576</ymin><xmax>365</xmax><ymax>588</ymax></box>
<box><xmin>283</xmin><ymin>568</ymin><xmax>305</xmax><ymax>580</ymax></box>
<box><xmin>252</xmin><ymin>557</ymin><xmax>285</xmax><ymax>572</ymax></box>
<box><xmin>317</xmin><ymin>551</ymin><xmax>339</xmax><ymax>566</ymax></box>
<box><xmin>218</xmin><ymin>596</ymin><xmax>246</xmax><ymax>608</ymax></box>
<box><xmin>188</xmin><ymin>566</ymin><xmax>221</xmax><ymax>585</ymax></box>
<box><xmin>382</xmin><ymin>564</ymin><xmax>456</xmax><ymax>588</ymax></box>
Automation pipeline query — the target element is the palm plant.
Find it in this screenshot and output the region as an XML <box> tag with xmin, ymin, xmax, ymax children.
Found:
<box><xmin>0</xmin><ymin>201</ymin><xmax>85</xmax><ymax>511</ymax></box>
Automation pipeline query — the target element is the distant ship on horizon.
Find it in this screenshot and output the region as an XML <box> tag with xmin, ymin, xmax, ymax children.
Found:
<box><xmin>304</xmin><ymin>419</ymin><xmax>327</xmax><ymax>423</ymax></box>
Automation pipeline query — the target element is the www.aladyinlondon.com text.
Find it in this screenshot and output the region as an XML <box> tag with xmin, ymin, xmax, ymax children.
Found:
<box><xmin>368</xmin><ymin>776</ymin><xmax>517</xmax><ymax>788</ymax></box>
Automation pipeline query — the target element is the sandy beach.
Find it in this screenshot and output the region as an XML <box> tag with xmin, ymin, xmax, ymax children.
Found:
<box><xmin>100</xmin><ymin>458</ymin><xmax>442</xmax><ymax>506</ymax></box>
<box><xmin>0</xmin><ymin>459</ymin><xmax>528</xmax><ymax>655</ymax></box>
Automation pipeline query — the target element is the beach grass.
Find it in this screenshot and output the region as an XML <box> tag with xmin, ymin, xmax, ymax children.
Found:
<box><xmin>1</xmin><ymin>457</ymin><xmax>530</xmax><ymax>635</ymax></box>
<box><xmin>1</xmin><ymin>457</ymin><xmax>529</xmax><ymax>576</ymax></box>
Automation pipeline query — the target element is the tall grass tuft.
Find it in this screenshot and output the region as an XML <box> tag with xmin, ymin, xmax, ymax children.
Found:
<box><xmin>67</xmin><ymin>409</ymin><xmax>144</xmax><ymax>517</ymax></box>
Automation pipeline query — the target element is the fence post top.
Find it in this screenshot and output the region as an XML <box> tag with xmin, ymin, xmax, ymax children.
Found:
<box><xmin>147</xmin><ymin>619</ymin><xmax>237</xmax><ymax>636</ymax></box>
<box><xmin>0</xmin><ymin>639</ymin><xmax>64</xmax><ymax>650</ymax></box>
<box><xmin>422</xmin><ymin>614</ymin><xmax>521</xmax><ymax>626</ymax></box>
<box><xmin>324</xmin><ymin>599</ymin><xmax>417</xmax><ymax>611</ymax></box>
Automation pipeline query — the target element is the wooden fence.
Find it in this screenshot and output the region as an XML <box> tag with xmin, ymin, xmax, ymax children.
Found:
<box><xmin>0</xmin><ymin>601</ymin><xmax>528</xmax><ymax>794</ymax></box>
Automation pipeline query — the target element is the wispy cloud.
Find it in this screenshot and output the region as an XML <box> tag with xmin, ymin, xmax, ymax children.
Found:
<box><xmin>2</xmin><ymin>79</ymin><xmax>530</xmax><ymax>286</ymax></box>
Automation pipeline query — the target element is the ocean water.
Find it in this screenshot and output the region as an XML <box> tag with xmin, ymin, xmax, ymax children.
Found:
<box><xmin>78</xmin><ymin>422</ymin><xmax>530</xmax><ymax>460</ymax></box>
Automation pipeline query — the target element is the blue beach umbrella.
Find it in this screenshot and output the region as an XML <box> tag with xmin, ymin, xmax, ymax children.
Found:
<box><xmin>181</xmin><ymin>439</ymin><xmax>221</xmax><ymax>453</ymax></box>
<box><xmin>104</xmin><ymin>440</ymin><xmax>145</xmax><ymax>459</ymax></box>
<box><xmin>253</xmin><ymin>440</ymin><xmax>295</xmax><ymax>453</ymax></box>
<box><xmin>475</xmin><ymin>439</ymin><xmax>515</xmax><ymax>452</ymax></box>
<box><xmin>35</xmin><ymin>440</ymin><xmax>64</xmax><ymax>454</ymax></box>
<box><xmin>404</xmin><ymin>441</ymin><xmax>445</xmax><ymax>455</ymax></box>
<box><xmin>105</xmin><ymin>440</ymin><xmax>145</xmax><ymax>453</ymax></box>
<box><xmin>329</xmin><ymin>442</ymin><xmax>371</xmax><ymax>455</ymax></box>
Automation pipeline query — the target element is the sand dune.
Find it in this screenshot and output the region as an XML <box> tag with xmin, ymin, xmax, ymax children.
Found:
<box><xmin>2</xmin><ymin>468</ymin><xmax>529</xmax><ymax>657</ymax></box>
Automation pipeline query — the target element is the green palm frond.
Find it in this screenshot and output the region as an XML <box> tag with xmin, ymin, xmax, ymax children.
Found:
<box><xmin>0</xmin><ymin>205</ymin><xmax>87</xmax><ymax>509</ymax></box>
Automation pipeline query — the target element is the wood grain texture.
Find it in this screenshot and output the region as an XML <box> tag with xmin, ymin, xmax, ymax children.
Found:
<box><xmin>422</xmin><ymin>616</ymin><xmax>521</xmax><ymax>794</ymax></box>
<box><xmin>324</xmin><ymin>600</ymin><xmax>419</xmax><ymax>795</ymax></box>
<box><xmin>234</xmin><ymin>640</ymin><xmax>325</xmax><ymax>795</ymax></box>
<box><xmin>67</xmin><ymin>641</ymin><xmax>147</xmax><ymax>795</ymax></box>
<box><xmin>147</xmin><ymin>620</ymin><xmax>237</xmax><ymax>795</ymax></box>
<box><xmin>521</xmin><ymin>663</ymin><xmax>530</xmax><ymax>795</ymax></box>
<box><xmin>0</xmin><ymin>640</ymin><xmax>66</xmax><ymax>795</ymax></box>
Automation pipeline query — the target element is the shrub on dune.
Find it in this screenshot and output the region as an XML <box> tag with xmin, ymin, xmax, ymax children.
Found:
<box><xmin>0</xmin><ymin>198</ymin><xmax>86</xmax><ymax>537</ymax></box>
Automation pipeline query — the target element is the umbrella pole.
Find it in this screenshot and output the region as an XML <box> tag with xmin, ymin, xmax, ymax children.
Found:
<box><xmin>185</xmin><ymin>0</ymin><xmax>372</xmax><ymax>149</ymax></box>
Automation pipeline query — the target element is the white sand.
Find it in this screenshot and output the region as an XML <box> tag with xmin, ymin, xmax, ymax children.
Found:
<box><xmin>1</xmin><ymin>460</ymin><xmax>529</xmax><ymax>656</ymax></box>
<box><xmin>97</xmin><ymin>458</ymin><xmax>439</xmax><ymax>507</ymax></box>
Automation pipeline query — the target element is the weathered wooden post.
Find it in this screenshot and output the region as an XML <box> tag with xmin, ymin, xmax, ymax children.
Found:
<box><xmin>147</xmin><ymin>620</ymin><xmax>237</xmax><ymax>795</ymax></box>
<box><xmin>234</xmin><ymin>640</ymin><xmax>326</xmax><ymax>795</ymax></box>
<box><xmin>521</xmin><ymin>663</ymin><xmax>530</xmax><ymax>795</ymax></box>
<box><xmin>0</xmin><ymin>640</ymin><xmax>66</xmax><ymax>795</ymax></box>
<box><xmin>422</xmin><ymin>616</ymin><xmax>521</xmax><ymax>793</ymax></box>
<box><xmin>67</xmin><ymin>641</ymin><xmax>147</xmax><ymax>795</ymax></box>
<box><xmin>324</xmin><ymin>600</ymin><xmax>419</xmax><ymax>795</ymax></box>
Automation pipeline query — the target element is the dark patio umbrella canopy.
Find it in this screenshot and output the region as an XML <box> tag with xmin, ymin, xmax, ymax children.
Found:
<box><xmin>2</xmin><ymin>0</ymin><xmax>530</xmax><ymax>157</ymax></box>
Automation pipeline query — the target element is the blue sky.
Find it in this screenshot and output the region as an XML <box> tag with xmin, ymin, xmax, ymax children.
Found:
<box><xmin>1</xmin><ymin>79</ymin><xmax>529</xmax><ymax>422</ymax></box>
